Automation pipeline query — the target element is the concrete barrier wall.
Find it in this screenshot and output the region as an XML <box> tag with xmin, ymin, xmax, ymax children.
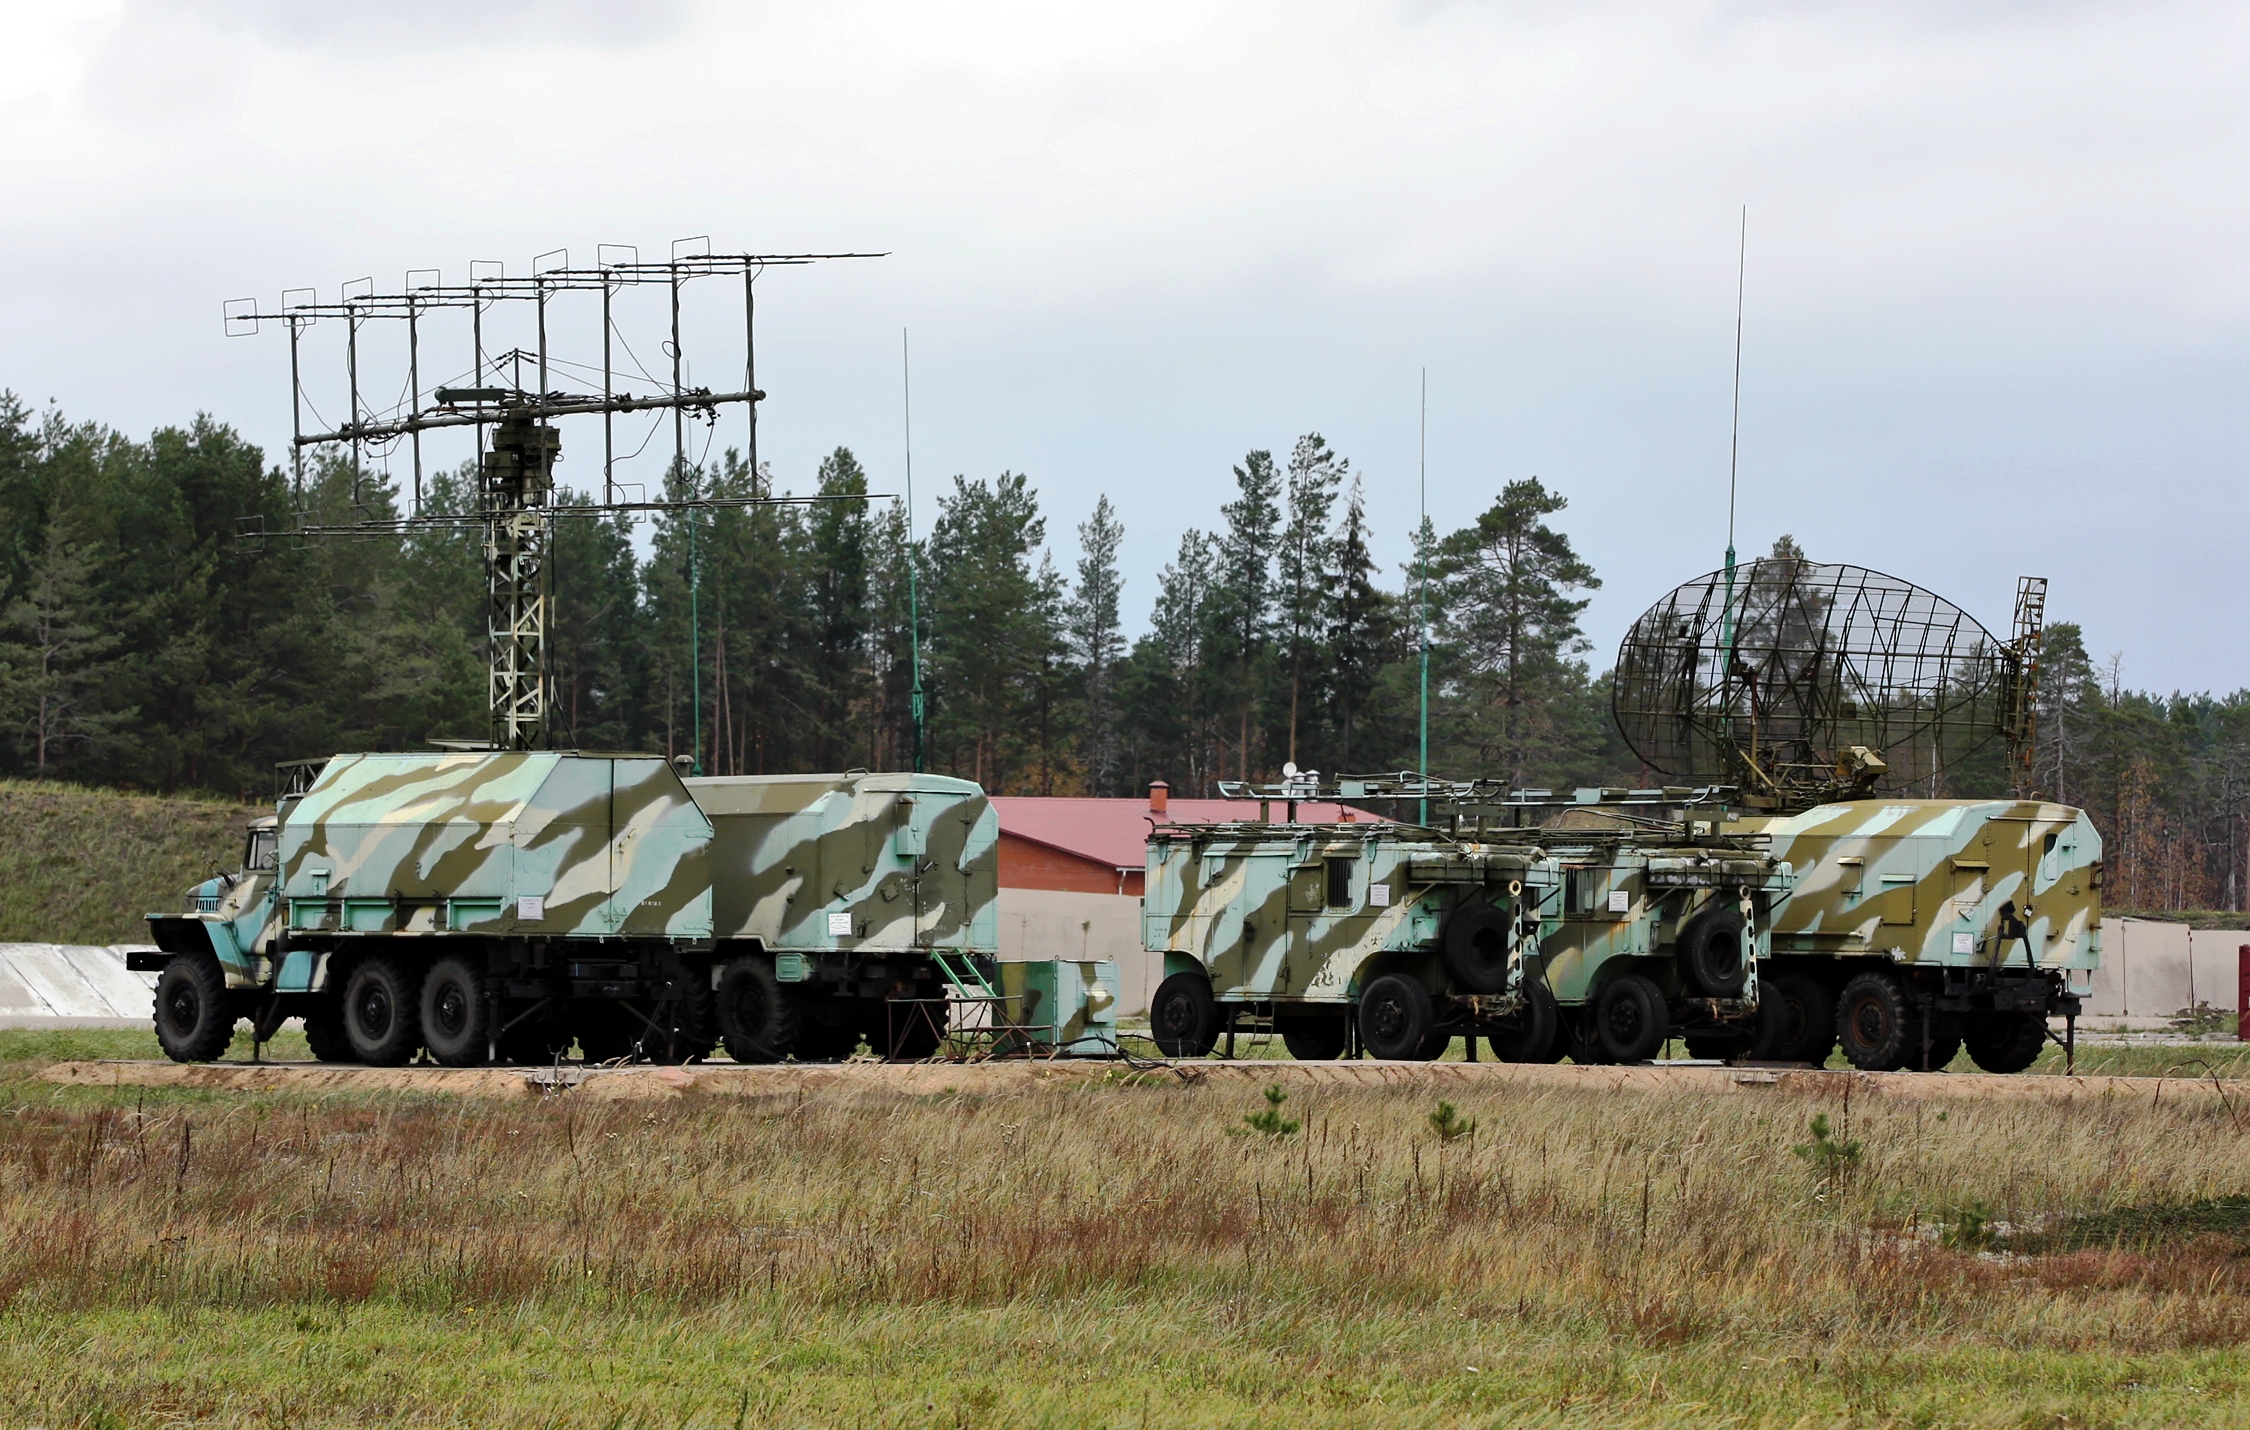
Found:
<box><xmin>0</xmin><ymin>944</ymin><xmax>157</xmax><ymax>1028</ymax></box>
<box><xmin>2083</xmin><ymin>919</ymin><xmax>2250</xmax><ymax>1020</ymax></box>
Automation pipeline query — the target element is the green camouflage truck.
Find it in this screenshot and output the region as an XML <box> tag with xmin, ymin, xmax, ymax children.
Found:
<box><xmin>141</xmin><ymin>753</ymin><xmax>1003</xmax><ymax>1065</ymax></box>
<box><xmin>1734</xmin><ymin>798</ymin><xmax>2100</xmax><ymax>1072</ymax></box>
<box><xmin>1143</xmin><ymin>779</ymin><xmax>1793</xmax><ymax>1063</ymax></box>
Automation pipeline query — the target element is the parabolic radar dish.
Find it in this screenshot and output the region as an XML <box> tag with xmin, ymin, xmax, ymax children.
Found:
<box><xmin>1612</xmin><ymin>558</ymin><xmax>2017</xmax><ymax>805</ymax></box>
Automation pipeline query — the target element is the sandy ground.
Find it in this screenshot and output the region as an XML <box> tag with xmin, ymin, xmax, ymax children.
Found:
<box><xmin>38</xmin><ymin>1055</ymin><xmax>2250</xmax><ymax>1105</ymax></box>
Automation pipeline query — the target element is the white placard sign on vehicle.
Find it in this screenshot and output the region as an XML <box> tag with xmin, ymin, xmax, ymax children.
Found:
<box><xmin>1608</xmin><ymin>889</ymin><xmax>1630</xmax><ymax>913</ymax></box>
<box><xmin>1368</xmin><ymin>883</ymin><xmax>1390</xmax><ymax>907</ymax></box>
<box><xmin>517</xmin><ymin>895</ymin><xmax>544</xmax><ymax>920</ymax></box>
<box><xmin>828</xmin><ymin>911</ymin><xmax>854</xmax><ymax>937</ymax></box>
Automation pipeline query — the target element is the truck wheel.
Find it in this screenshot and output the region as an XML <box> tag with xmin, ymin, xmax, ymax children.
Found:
<box><xmin>1836</xmin><ymin>971</ymin><xmax>1915</xmax><ymax>1072</ymax></box>
<box><xmin>1678</xmin><ymin>908</ymin><xmax>1749</xmax><ymax>997</ymax></box>
<box><xmin>642</xmin><ymin>974</ymin><xmax>719</xmax><ymax>1065</ymax></box>
<box><xmin>1441</xmin><ymin>903</ymin><xmax>1514</xmax><ymax>994</ymax></box>
<box><xmin>153</xmin><ymin>954</ymin><xmax>236</xmax><ymax>1063</ymax></box>
<box><xmin>1563</xmin><ymin>1009</ymin><xmax>1614</xmax><ymax>1065</ymax></box>
<box><xmin>1357</xmin><ymin>974</ymin><xmax>1435</xmax><ymax>1060</ymax></box>
<box><xmin>1279</xmin><ymin>1014</ymin><xmax>1350</xmax><ymax>1060</ymax></box>
<box><xmin>1963</xmin><ymin>1011</ymin><xmax>2046</xmax><ymax>1073</ymax></box>
<box><xmin>1919</xmin><ymin>1013</ymin><xmax>1964</xmax><ymax>1071</ymax></box>
<box><xmin>343</xmin><ymin>955</ymin><xmax>424</xmax><ymax>1067</ymax></box>
<box><xmin>420</xmin><ymin>955</ymin><xmax>492</xmax><ymax>1067</ymax></box>
<box><xmin>1764</xmin><ymin>970</ymin><xmax>1836</xmax><ymax>1065</ymax></box>
<box><xmin>1487</xmin><ymin>980</ymin><xmax>1560</xmax><ymax>1063</ymax></box>
<box><xmin>717</xmin><ymin>957</ymin><xmax>798</xmax><ymax>1064</ymax></box>
<box><xmin>1595</xmin><ymin>974</ymin><xmax>1668</xmax><ymax>1062</ymax></box>
<box><xmin>303</xmin><ymin>998</ymin><xmax>353</xmax><ymax>1063</ymax></box>
<box><xmin>1150</xmin><ymin>971</ymin><xmax>1220</xmax><ymax>1058</ymax></box>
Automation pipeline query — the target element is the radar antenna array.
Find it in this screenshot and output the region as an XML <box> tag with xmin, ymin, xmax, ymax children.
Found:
<box><xmin>1611</xmin><ymin>558</ymin><xmax>2044</xmax><ymax>810</ymax></box>
<box><xmin>224</xmin><ymin>244</ymin><xmax>886</xmax><ymax>756</ymax></box>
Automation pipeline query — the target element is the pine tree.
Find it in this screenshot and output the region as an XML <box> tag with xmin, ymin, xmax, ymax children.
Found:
<box><xmin>0</xmin><ymin>521</ymin><xmax>128</xmax><ymax>771</ymax></box>
<box><xmin>1209</xmin><ymin>451</ymin><xmax>1281</xmax><ymax>782</ymax></box>
<box><xmin>1433</xmin><ymin>478</ymin><xmax>1600</xmax><ymax>787</ymax></box>
<box><xmin>1326</xmin><ymin>478</ymin><xmax>1401</xmax><ymax>772</ymax></box>
<box><xmin>1069</xmin><ymin>496</ymin><xmax>1127</xmax><ymax>795</ymax></box>
<box><xmin>1278</xmin><ymin>434</ymin><xmax>1346</xmax><ymax>769</ymax></box>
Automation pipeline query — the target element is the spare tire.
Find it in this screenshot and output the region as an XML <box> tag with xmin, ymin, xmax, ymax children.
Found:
<box><xmin>1442</xmin><ymin>902</ymin><xmax>1515</xmax><ymax>994</ymax></box>
<box><xmin>1678</xmin><ymin>907</ymin><xmax>1749</xmax><ymax>997</ymax></box>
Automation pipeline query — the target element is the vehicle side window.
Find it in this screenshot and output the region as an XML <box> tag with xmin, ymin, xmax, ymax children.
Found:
<box><xmin>247</xmin><ymin>830</ymin><xmax>277</xmax><ymax>871</ymax></box>
<box><xmin>1325</xmin><ymin>857</ymin><xmax>1352</xmax><ymax>907</ymax></box>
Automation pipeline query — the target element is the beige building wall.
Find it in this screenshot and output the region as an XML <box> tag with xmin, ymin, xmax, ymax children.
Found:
<box><xmin>994</xmin><ymin>888</ymin><xmax>1157</xmax><ymax>1016</ymax></box>
<box><xmin>2082</xmin><ymin>919</ymin><xmax>2250</xmax><ymax>1020</ymax></box>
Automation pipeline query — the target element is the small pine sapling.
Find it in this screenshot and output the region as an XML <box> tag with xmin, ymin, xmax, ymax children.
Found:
<box><xmin>1790</xmin><ymin>1112</ymin><xmax>1862</xmax><ymax>1185</ymax></box>
<box><xmin>1428</xmin><ymin>1099</ymin><xmax>1477</xmax><ymax>1144</ymax></box>
<box><xmin>1243</xmin><ymin>1084</ymin><xmax>1300</xmax><ymax>1137</ymax></box>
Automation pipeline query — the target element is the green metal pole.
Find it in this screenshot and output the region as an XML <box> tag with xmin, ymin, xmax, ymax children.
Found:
<box><xmin>904</xmin><ymin>330</ymin><xmax>925</xmax><ymax>774</ymax></box>
<box><xmin>689</xmin><ymin>474</ymin><xmax>703</xmax><ymax>778</ymax></box>
<box><xmin>1418</xmin><ymin>368</ymin><xmax>1429</xmax><ymax>827</ymax></box>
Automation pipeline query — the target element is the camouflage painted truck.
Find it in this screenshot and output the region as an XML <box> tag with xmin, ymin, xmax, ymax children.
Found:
<box><xmin>1143</xmin><ymin>776</ymin><xmax>1794</xmax><ymax>1063</ymax></box>
<box><xmin>1731</xmin><ymin>798</ymin><xmax>2100</xmax><ymax>1072</ymax></box>
<box><xmin>141</xmin><ymin>752</ymin><xmax>1002</xmax><ymax>1065</ymax></box>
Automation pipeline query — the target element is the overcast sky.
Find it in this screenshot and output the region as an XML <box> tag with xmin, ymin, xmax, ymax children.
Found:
<box><xmin>3</xmin><ymin>0</ymin><xmax>2243</xmax><ymax>692</ymax></box>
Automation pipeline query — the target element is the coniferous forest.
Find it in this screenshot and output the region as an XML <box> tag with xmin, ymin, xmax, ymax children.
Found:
<box><xmin>1</xmin><ymin>393</ymin><xmax>2244</xmax><ymax>914</ymax></box>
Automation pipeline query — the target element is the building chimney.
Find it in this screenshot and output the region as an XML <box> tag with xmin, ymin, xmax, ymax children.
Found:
<box><xmin>1148</xmin><ymin>781</ymin><xmax>1169</xmax><ymax>819</ymax></box>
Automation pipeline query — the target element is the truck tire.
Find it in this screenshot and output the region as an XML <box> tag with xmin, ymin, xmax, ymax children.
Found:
<box><xmin>343</xmin><ymin>955</ymin><xmax>424</xmax><ymax>1066</ymax></box>
<box><xmin>1836</xmin><ymin>971</ymin><xmax>1915</xmax><ymax>1072</ymax></box>
<box><xmin>1595</xmin><ymin>974</ymin><xmax>1668</xmax><ymax>1062</ymax></box>
<box><xmin>1678</xmin><ymin>908</ymin><xmax>1749</xmax><ymax>997</ymax></box>
<box><xmin>1150</xmin><ymin>971</ymin><xmax>1220</xmax><ymax>1058</ymax></box>
<box><xmin>1919</xmin><ymin>1013</ymin><xmax>1964</xmax><ymax>1071</ymax></box>
<box><xmin>1764</xmin><ymin>970</ymin><xmax>1836</xmax><ymax>1065</ymax></box>
<box><xmin>154</xmin><ymin>954</ymin><xmax>236</xmax><ymax>1063</ymax></box>
<box><xmin>1279</xmin><ymin>1013</ymin><xmax>1350</xmax><ymax>1060</ymax></box>
<box><xmin>1441</xmin><ymin>902</ymin><xmax>1514</xmax><ymax>994</ymax></box>
<box><xmin>1357</xmin><ymin>974</ymin><xmax>1435</xmax><ymax>1060</ymax></box>
<box><xmin>641</xmin><ymin>974</ymin><xmax>719</xmax><ymax>1065</ymax></box>
<box><xmin>420</xmin><ymin>955</ymin><xmax>492</xmax><ymax>1066</ymax></box>
<box><xmin>1487</xmin><ymin>980</ymin><xmax>1561</xmax><ymax>1063</ymax></box>
<box><xmin>1963</xmin><ymin>1011</ymin><xmax>2046</xmax><ymax>1074</ymax></box>
<box><xmin>717</xmin><ymin>956</ymin><xmax>799</xmax><ymax>1064</ymax></box>
<box><xmin>303</xmin><ymin>998</ymin><xmax>353</xmax><ymax>1063</ymax></box>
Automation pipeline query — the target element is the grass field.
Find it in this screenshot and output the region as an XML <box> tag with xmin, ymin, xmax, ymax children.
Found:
<box><xmin>0</xmin><ymin>781</ymin><xmax>256</xmax><ymax>945</ymax></box>
<box><xmin>7</xmin><ymin>1031</ymin><xmax>2250</xmax><ymax>1427</ymax></box>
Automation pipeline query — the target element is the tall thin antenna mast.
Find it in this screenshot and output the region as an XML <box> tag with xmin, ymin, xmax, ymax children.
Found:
<box><xmin>903</xmin><ymin>329</ymin><xmax>926</xmax><ymax>774</ymax></box>
<box><xmin>1717</xmin><ymin>207</ymin><xmax>1748</xmax><ymax>736</ymax></box>
<box><xmin>1418</xmin><ymin>367</ymin><xmax>1430</xmax><ymax>828</ymax></box>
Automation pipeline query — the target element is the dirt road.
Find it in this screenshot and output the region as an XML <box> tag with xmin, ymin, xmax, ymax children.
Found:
<box><xmin>40</xmin><ymin>1055</ymin><xmax>2248</xmax><ymax>1106</ymax></box>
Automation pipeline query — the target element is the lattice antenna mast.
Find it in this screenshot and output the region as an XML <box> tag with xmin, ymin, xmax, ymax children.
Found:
<box><xmin>2003</xmin><ymin>576</ymin><xmax>2047</xmax><ymax>797</ymax></box>
<box><xmin>226</xmin><ymin>245</ymin><xmax>886</xmax><ymax>755</ymax></box>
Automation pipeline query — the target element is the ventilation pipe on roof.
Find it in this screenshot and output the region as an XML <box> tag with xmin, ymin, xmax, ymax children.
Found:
<box><xmin>1149</xmin><ymin>781</ymin><xmax>1169</xmax><ymax>819</ymax></box>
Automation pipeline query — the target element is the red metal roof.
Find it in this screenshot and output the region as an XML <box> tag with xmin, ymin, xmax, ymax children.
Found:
<box><xmin>989</xmin><ymin>796</ymin><xmax>1387</xmax><ymax>870</ymax></box>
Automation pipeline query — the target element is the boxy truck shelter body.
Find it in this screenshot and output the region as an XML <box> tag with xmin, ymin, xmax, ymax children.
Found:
<box><xmin>1141</xmin><ymin>795</ymin><xmax>1794</xmax><ymax>1064</ymax></box>
<box><xmin>1737</xmin><ymin>798</ymin><xmax>2102</xmax><ymax>1072</ymax></box>
<box><xmin>687</xmin><ymin>771</ymin><xmax>1001</xmax><ymax>1060</ymax></box>
<box><xmin>143</xmin><ymin>754</ymin><xmax>1004</xmax><ymax>1066</ymax></box>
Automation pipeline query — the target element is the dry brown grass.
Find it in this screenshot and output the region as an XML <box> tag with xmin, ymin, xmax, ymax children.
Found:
<box><xmin>4</xmin><ymin>1055</ymin><xmax>2250</xmax><ymax>1426</ymax></box>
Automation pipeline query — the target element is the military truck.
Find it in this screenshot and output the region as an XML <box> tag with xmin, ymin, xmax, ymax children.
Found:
<box><xmin>1735</xmin><ymin>798</ymin><xmax>2100</xmax><ymax>1072</ymax></box>
<box><xmin>1143</xmin><ymin>776</ymin><xmax>1793</xmax><ymax>1063</ymax></box>
<box><xmin>141</xmin><ymin>752</ymin><xmax>1003</xmax><ymax>1065</ymax></box>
